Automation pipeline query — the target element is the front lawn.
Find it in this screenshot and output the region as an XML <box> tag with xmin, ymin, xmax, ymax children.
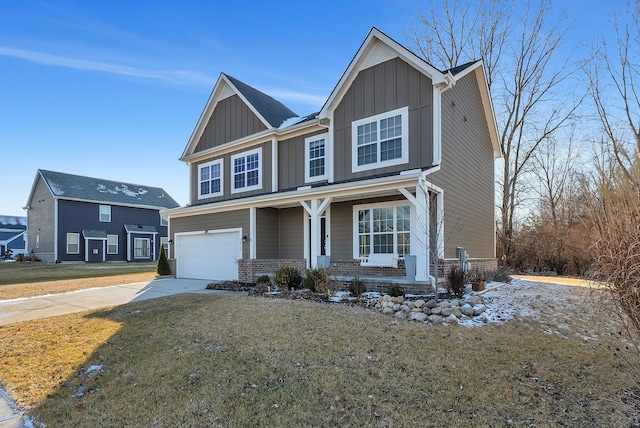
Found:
<box><xmin>0</xmin><ymin>293</ymin><xmax>637</xmax><ymax>427</ymax></box>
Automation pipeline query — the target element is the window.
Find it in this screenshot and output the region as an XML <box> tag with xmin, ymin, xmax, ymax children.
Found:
<box><xmin>305</xmin><ymin>133</ymin><xmax>328</xmax><ymax>182</ymax></box>
<box><xmin>107</xmin><ymin>235</ymin><xmax>118</xmax><ymax>254</ymax></box>
<box><xmin>67</xmin><ymin>233</ymin><xmax>80</xmax><ymax>254</ymax></box>
<box><xmin>354</xmin><ymin>204</ymin><xmax>411</xmax><ymax>258</ymax></box>
<box><xmin>160</xmin><ymin>215</ymin><xmax>169</xmax><ymax>227</ymax></box>
<box><xmin>160</xmin><ymin>237</ymin><xmax>169</xmax><ymax>255</ymax></box>
<box><xmin>198</xmin><ymin>159</ymin><xmax>223</xmax><ymax>199</ymax></box>
<box><xmin>134</xmin><ymin>238</ymin><xmax>150</xmax><ymax>259</ymax></box>
<box><xmin>99</xmin><ymin>205</ymin><xmax>111</xmax><ymax>222</ymax></box>
<box><xmin>231</xmin><ymin>148</ymin><xmax>262</xmax><ymax>193</ymax></box>
<box><xmin>351</xmin><ymin>107</ymin><xmax>408</xmax><ymax>172</ymax></box>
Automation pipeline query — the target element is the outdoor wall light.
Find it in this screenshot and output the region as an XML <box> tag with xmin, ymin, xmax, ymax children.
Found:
<box><xmin>242</xmin><ymin>235</ymin><xmax>247</xmax><ymax>243</ymax></box>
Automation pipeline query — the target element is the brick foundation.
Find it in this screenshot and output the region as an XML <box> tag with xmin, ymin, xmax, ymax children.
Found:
<box><xmin>436</xmin><ymin>258</ymin><xmax>498</xmax><ymax>278</ymax></box>
<box><xmin>168</xmin><ymin>258</ymin><xmax>176</xmax><ymax>276</ymax></box>
<box><xmin>238</xmin><ymin>259</ymin><xmax>307</xmax><ymax>283</ymax></box>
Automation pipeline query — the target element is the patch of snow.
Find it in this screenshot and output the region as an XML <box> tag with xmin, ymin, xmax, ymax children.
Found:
<box><xmin>278</xmin><ymin>116</ymin><xmax>302</xmax><ymax>129</ymax></box>
<box><xmin>329</xmin><ymin>291</ymin><xmax>351</xmax><ymax>303</ymax></box>
<box><xmin>85</xmin><ymin>364</ymin><xmax>103</xmax><ymax>375</ymax></box>
<box><xmin>48</xmin><ymin>181</ymin><xmax>65</xmax><ymax>195</ymax></box>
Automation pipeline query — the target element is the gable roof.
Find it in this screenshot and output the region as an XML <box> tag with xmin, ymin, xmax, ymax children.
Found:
<box><xmin>0</xmin><ymin>216</ymin><xmax>27</xmax><ymax>230</ymax></box>
<box><xmin>27</xmin><ymin>170</ymin><xmax>179</xmax><ymax>210</ymax></box>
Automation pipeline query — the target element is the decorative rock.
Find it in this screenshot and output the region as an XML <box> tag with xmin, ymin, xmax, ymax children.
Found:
<box><xmin>474</xmin><ymin>312</ymin><xmax>489</xmax><ymax>323</ymax></box>
<box><xmin>382</xmin><ymin>307</ymin><xmax>395</xmax><ymax>315</ymax></box>
<box><xmin>430</xmin><ymin>306</ymin><xmax>442</xmax><ymax>315</ymax></box>
<box><xmin>410</xmin><ymin>307</ymin><xmax>422</xmax><ymax>313</ymax></box>
<box><xmin>428</xmin><ymin>314</ymin><xmax>443</xmax><ymax>324</ymax></box>
<box><xmin>393</xmin><ymin>303</ymin><xmax>401</xmax><ymax>311</ymax></box>
<box><xmin>400</xmin><ymin>304</ymin><xmax>410</xmax><ymax>312</ymax></box>
<box><xmin>460</xmin><ymin>304</ymin><xmax>475</xmax><ymax>317</ymax></box>
<box><xmin>444</xmin><ymin>314</ymin><xmax>459</xmax><ymax>325</ymax></box>
<box><xmin>450</xmin><ymin>299</ymin><xmax>460</xmax><ymax>307</ymax></box>
<box><xmin>472</xmin><ymin>304</ymin><xmax>486</xmax><ymax>316</ymax></box>
<box><xmin>441</xmin><ymin>307</ymin><xmax>452</xmax><ymax>317</ymax></box>
<box><xmin>407</xmin><ymin>301</ymin><xmax>415</xmax><ymax>309</ymax></box>
<box><xmin>410</xmin><ymin>312</ymin><xmax>428</xmax><ymax>322</ymax></box>
<box><xmin>439</xmin><ymin>301</ymin><xmax>451</xmax><ymax>308</ymax></box>
<box><xmin>426</xmin><ymin>299</ymin><xmax>439</xmax><ymax>309</ymax></box>
<box><xmin>422</xmin><ymin>307</ymin><xmax>431</xmax><ymax>315</ymax></box>
<box><xmin>395</xmin><ymin>311</ymin><xmax>407</xmax><ymax>320</ymax></box>
<box><xmin>450</xmin><ymin>307</ymin><xmax>462</xmax><ymax>318</ymax></box>
<box><xmin>414</xmin><ymin>299</ymin><xmax>425</xmax><ymax>308</ymax></box>
<box><xmin>466</xmin><ymin>296</ymin><xmax>481</xmax><ymax>305</ymax></box>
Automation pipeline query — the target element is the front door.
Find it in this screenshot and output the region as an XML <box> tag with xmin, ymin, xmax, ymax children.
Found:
<box><xmin>86</xmin><ymin>239</ymin><xmax>103</xmax><ymax>262</ymax></box>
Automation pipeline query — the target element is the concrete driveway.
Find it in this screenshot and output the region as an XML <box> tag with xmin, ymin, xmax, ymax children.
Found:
<box><xmin>0</xmin><ymin>278</ymin><xmax>245</xmax><ymax>326</ymax></box>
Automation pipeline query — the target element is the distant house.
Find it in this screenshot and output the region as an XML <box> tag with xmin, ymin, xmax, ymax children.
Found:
<box><xmin>0</xmin><ymin>216</ymin><xmax>27</xmax><ymax>258</ymax></box>
<box><xmin>164</xmin><ymin>27</ymin><xmax>501</xmax><ymax>284</ymax></box>
<box><xmin>24</xmin><ymin>170</ymin><xmax>179</xmax><ymax>263</ymax></box>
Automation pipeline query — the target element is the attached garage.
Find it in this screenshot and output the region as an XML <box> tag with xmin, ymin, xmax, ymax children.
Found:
<box><xmin>175</xmin><ymin>229</ymin><xmax>242</xmax><ymax>280</ymax></box>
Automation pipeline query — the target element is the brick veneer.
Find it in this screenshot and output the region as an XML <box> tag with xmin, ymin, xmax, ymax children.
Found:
<box><xmin>238</xmin><ymin>259</ymin><xmax>307</xmax><ymax>283</ymax></box>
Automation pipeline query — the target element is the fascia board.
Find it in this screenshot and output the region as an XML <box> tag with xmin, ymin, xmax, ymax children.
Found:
<box><xmin>472</xmin><ymin>64</ymin><xmax>502</xmax><ymax>159</ymax></box>
<box><xmin>24</xmin><ymin>170</ymin><xmax>51</xmax><ymax>209</ymax></box>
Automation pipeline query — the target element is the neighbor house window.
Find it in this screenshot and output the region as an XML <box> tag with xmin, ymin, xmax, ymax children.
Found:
<box><xmin>198</xmin><ymin>159</ymin><xmax>223</xmax><ymax>199</ymax></box>
<box><xmin>67</xmin><ymin>233</ymin><xmax>80</xmax><ymax>254</ymax></box>
<box><xmin>107</xmin><ymin>235</ymin><xmax>118</xmax><ymax>254</ymax></box>
<box><xmin>160</xmin><ymin>237</ymin><xmax>169</xmax><ymax>255</ymax></box>
<box><xmin>231</xmin><ymin>148</ymin><xmax>262</xmax><ymax>193</ymax></box>
<box><xmin>99</xmin><ymin>205</ymin><xmax>111</xmax><ymax>222</ymax></box>
<box><xmin>134</xmin><ymin>238</ymin><xmax>150</xmax><ymax>258</ymax></box>
<box><xmin>351</xmin><ymin>106</ymin><xmax>408</xmax><ymax>172</ymax></box>
<box><xmin>305</xmin><ymin>133</ymin><xmax>329</xmax><ymax>183</ymax></box>
<box><xmin>353</xmin><ymin>203</ymin><xmax>411</xmax><ymax>258</ymax></box>
<box><xmin>160</xmin><ymin>215</ymin><xmax>169</xmax><ymax>227</ymax></box>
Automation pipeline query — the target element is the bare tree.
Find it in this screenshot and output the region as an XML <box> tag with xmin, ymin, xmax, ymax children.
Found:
<box><xmin>410</xmin><ymin>0</ymin><xmax>581</xmax><ymax>265</ymax></box>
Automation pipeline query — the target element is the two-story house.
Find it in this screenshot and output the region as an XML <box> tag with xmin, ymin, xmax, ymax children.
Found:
<box><xmin>0</xmin><ymin>215</ymin><xmax>27</xmax><ymax>258</ymax></box>
<box><xmin>165</xmin><ymin>28</ymin><xmax>501</xmax><ymax>286</ymax></box>
<box><xmin>25</xmin><ymin>169</ymin><xmax>179</xmax><ymax>263</ymax></box>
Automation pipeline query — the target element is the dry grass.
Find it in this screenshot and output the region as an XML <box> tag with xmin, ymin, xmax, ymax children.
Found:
<box><xmin>0</xmin><ymin>293</ymin><xmax>638</xmax><ymax>427</ymax></box>
<box><xmin>0</xmin><ymin>263</ymin><xmax>156</xmax><ymax>300</ymax></box>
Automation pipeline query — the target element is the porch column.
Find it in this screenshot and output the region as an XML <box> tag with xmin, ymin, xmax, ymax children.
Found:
<box><xmin>249</xmin><ymin>207</ymin><xmax>256</xmax><ymax>259</ymax></box>
<box><xmin>399</xmin><ymin>182</ymin><xmax>430</xmax><ymax>282</ymax></box>
<box><xmin>300</xmin><ymin>197</ymin><xmax>333</xmax><ymax>268</ymax></box>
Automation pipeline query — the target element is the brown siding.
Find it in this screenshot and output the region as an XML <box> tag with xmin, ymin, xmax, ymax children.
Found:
<box><xmin>430</xmin><ymin>70</ymin><xmax>495</xmax><ymax>259</ymax></box>
<box><xmin>277</xmin><ymin>130</ymin><xmax>327</xmax><ymax>190</ymax></box>
<box><xmin>190</xmin><ymin>141</ymin><xmax>272</xmax><ymax>205</ymax></box>
<box><xmin>194</xmin><ymin>95</ymin><xmax>267</xmax><ymax>153</ymax></box>
<box><xmin>27</xmin><ymin>175</ymin><xmax>56</xmax><ymax>262</ymax></box>
<box><xmin>256</xmin><ymin>207</ymin><xmax>279</xmax><ymax>258</ymax></box>
<box><xmin>278</xmin><ymin>207</ymin><xmax>303</xmax><ymax>259</ymax></box>
<box><xmin>329</xmin><ymin>201</ymin><xmax>353</xmax><ymax>259</ymax></box>
<box><xmin>170</xmin><ymin>210</ymin><xmax>250</xmax><ymax>259</ymax></box>
<box><xmin>333</xmin><ymin>58</ymin><xmax>434</xmax><ymax>182</ymax></box>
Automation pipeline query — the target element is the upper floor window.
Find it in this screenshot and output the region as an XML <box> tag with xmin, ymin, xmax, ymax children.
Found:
<box><xmin>231</xmin><ymin>148</ymin><xmax>262</xmax><ymax>193</ymax></box>
<box><xmin>351</xmin><ymin>106</ymin><xmax>408</xmax><ymax>172</ymax></box>
<box><xmin>305</xmin><ymin>133</ymin><xmax>329</xmax><ymax>183</ymax></box>
<box><xmin>198</xmin><ymin>159</ymin><xmax>223</xmax><ymax>199</ymax></box>
<box><xmin>99</xmin><ymin>205</ymin><xmax>111</xmax><ymax>222</ymax></box>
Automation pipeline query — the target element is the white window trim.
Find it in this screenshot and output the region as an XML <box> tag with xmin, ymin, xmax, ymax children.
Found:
<box><xmin>352</xmin><ymin>201</ymin><xmax>412</xmax><ymax>259</ymax></box>
<box><xmin>305</xmin><ymin>133</ymin><xmax>329</xmax><ymax>183</ymax></box>
<box><xmin>67</xmin><ymin>232</ymin><xmax>80</xmax><ymax>254</ymax></box>
<box><xmin>231</xmin><ymin>147</ymin><xmax>262</xmax><ymax>194</ymax></box>
<box><xmin>99</xmin><ymin>205</ymin><xmax>111</xmax><ymax>223</ymax></box>
<box><xmin>351</xmin><ymin>106</ymin><xmax>409</xmax><ymax>173</ymax></box>
<box><xmin>107</xmin><ymin>234</ymin><xmax>118</xmax><ymax>255</ymax></box>
<box><xmin>134</xmin><ymin>237</ymin><xmax>150</xmax><ymax>259</ymax></box>
<box><xmin>198</xmin><ymin>159</ymin><xmax>224</xmax><ymax>200</ymax></box>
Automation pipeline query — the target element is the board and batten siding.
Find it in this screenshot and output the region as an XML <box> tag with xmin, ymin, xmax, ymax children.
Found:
<box><xmin>277</xmin><ymin>130</ymin><xmax>327</xmax><ymax>190</ymax></box>
<box><xmin>190</xmin><ymin>141</ymin><xmax>273</xmax><ymax>205</ymax></box>
<box><xmin>278</xmin><ymin>207</ymin><xmax>303</xmax><ymax>259</ymax></box>
<box><xmin>27</xmin><ymin>175</ymin><xmax>56</xmax><ymax>261</ymax></box>
<box><xmin>193</xmin><ymin>95</ymin><xmax>267</xmax><ymax>153</ymax></box>
<box><xmin>256</xmin><ymin>208</ymin><xmax>279</xmax><ymax>259</ymax></box>
<box><xmin>332</xmin><ymin>58</ymin><xmax>434</xmax><ymax>182</ymax></box>
<box><xmin>170</xmin><ymin>210</ymin><xmax>250</xmax><ymax>259</ymax></box>
<box><xmin>429</xmin><ymin>69</ymin><xmax>495</xmax><ymax>259</ymax></box>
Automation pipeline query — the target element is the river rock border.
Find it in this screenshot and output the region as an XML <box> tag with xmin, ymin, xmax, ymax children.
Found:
<box><xmin>375</xmin><ymin>294</ymin><xmax>488</xmax><ymax>324</ymax></box>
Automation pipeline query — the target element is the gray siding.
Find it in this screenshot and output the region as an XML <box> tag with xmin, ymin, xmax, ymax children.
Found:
<box><xmin>170</xmin><ymin>210</ymin><xmax>250</xmax><ymax>259</ymax></box>
<box><xmin>194</xmin><ymin>95</ymin><xmax>267</xmax><ymax>153</ymax></box>
<box><xmin>256</xmin><ymin>208</ymin><xmax>279</xmax><ymax>259</ymax></box>
<box><xmin>278</xmin><ymin>207</ymin><xmax>303</xmax><ymax>259</ymax></box>
<box><xmin>430</xmin><ymin>70</ymin><xmax>495</xmax><ymax>259</ymax></box>
<box><xmin>333</xmin><ymin>58</ymin><xmax>434</xmax><ymax>182</ymax></box>
<box><xmin>329</xmin><ymin>201</ymin><xmax>353</xmax><ymax>259</ymax></box>
<box><xmin>190</xmin><ymin>141</ymin><xmax>272</xmax><ymax>205</ymax></box>
<box><xmin>27</xmin><ymin>175</ymin><xmax>55</xmax><ymax>261</ymax></box>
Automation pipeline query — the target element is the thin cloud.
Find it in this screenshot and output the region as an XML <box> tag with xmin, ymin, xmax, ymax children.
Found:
<box><xmin>267</xmin><ymin>89</ymin><xmax>328</xmax><ymax>111</ymax></box>
<box><xmin>0</xmin><ymin>45</ymin><xmax>216</xmax><ymax>87</ymax></box>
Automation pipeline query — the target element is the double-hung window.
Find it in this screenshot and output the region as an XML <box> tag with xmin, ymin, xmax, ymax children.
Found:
<box><xmin>231</xmin><ymin>148</ymin><xmax>262</xmax><ymax>193</ymax></box>
<box><xmin>305</xmin><ymin>133</ymin><xmax>329</xmax><ymax>183</ymax></box>
<box><xmin>99</xmin><ymin>205</ymin><xmax>111</xmax><ymax>222</ymax></box>
<box><xmin>354</xmin><ymin>203</ymin><xmax>411</xmax><ymax>258</ymax></box>
<box><xmin>352</xmin><ymin>106</ymin><xmax>408</xmax><ymax>172</ymax></box>
<box><xmin>67</xmin><ymin>233</ymin><xmax>80</xmax><ymax>254</ymax></box>
<box><xmin>198</xmin><ymin>159</ymin><xmax>223</xmax><ymax>199</ymax></box>
<box><xmin>107</xmin><ymin>235</ymin><xmax>118</xmax><ymax>254</ymax></box>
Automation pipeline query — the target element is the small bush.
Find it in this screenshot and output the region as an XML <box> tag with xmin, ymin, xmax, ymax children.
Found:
<box><xmin>255</xmin><ymin>275</ymin><xmax>271</xmax><ymax>285</ymax></box>
<box><xmin>446</xmin><ymin>266</ymin><xmax>466</xmax><ymax>297</ymax></box>
<box><xmin>273</xmin><ymin>266</ymin><xmax>302</xmax><ymax>293</ymax></box>
<box><xmin>387</xmin><ymin>283</ymin><xmax>403</xmax><ymax>297</ymax></box>
<box><xmin>349</xmin><ymin>277</ymin><xmax>366</xmax><ymax>297</ymax></box>
<box><xmin>487</xmin><ymin>266</ymin><xmax>511</xmax><ymax>283</ymax></box>
<box><xmin>157</xmin><ymin>245</ymin><xmax>171</xmax><ymax>275</ymax></box>
<box><xmin>304</xmin><ymin>267</ymin><xmax>330</xmax><ymax>292</ymax></box>
<box><xmin>253</xmin><ymin>282</ymin><xmax>271</xmax><ymax>295</ymax></box>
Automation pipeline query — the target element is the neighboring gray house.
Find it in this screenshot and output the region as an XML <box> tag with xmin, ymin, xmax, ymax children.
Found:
<box><xmin>165</xmin><ymin>27</ymin><xmax>501</xmax><ymax>284</ymax></box>
<box><xmin>0</xmin><ymin>216</ymin><xmax>27</xmax><ymax>258</ymax></box>
<box><xmin>24</xmin><ymin>170</ymin><xmax>179</xmax><ymax>263</ymax></box>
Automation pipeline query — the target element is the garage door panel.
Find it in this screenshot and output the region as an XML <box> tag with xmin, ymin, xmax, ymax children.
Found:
<box><xmin>176</xmin><ymin>232</ymin><xmax>241</xmax><ymax>280</ymax></box>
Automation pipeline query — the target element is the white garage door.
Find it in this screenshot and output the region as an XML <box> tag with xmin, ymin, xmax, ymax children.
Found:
<box><xmin>176</xmin><ymin>231</ymin><xmax>241</xmax><ymax>280</ymax></box>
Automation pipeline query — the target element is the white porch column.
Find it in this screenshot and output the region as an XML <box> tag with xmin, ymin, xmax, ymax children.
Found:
<box><xmin>300</xmin><ymin>197</ymin><xmax>333</xmax><ymax>269</ymax></box>
<box><xmin>250</xmin><ymin>206</ymin><xmax>256</xmax><ymax>259</ymax></box>
<box><xmin>399</xmin><ymin>182</ymin><xmax>430</xmax><ymax>282</ymax></box>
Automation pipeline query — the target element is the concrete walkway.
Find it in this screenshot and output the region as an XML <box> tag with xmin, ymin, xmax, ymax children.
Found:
<box><xmin>0</xmin><ymin>278</ymin><xmax>245</xmax><ymax>427</ymax></box>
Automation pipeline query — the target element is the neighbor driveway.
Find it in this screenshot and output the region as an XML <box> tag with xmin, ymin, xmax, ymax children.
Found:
<box><xmin>0</xmin><ymin>278</ymin><xmax>245</xmax><ymax>326</ymax></box>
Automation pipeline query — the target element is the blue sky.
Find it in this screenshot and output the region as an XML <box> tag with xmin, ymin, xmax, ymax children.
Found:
<box><xmin>0</xmin><ymin>0</ymin><xmax>618</xmax><ymax>216</ymax></box>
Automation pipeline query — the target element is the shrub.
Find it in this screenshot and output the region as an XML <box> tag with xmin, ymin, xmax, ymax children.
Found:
<box><xmin>255</xmin><ymin>275</ymin><xmax>271</xmax><ymax>286</ymax></box>
<box><xmin>349</xmin><ymin>277</ymin><xmax>366</xmax><ymax>297</ymax></box>
<box><xmin>157</xmin><ymin>245</ymin><xmax>171</xmax><ymax>275</ymax></box>
<box><xmin>387</xmin><ymin>283</ymin><xmax>403</xmax><ymax>297</ymax></box>
<box><xmin>253</xmin><ymin>282</ymin><xmax>271</xmax><ymax>295</ymax></box>
<box><xmin>304</xmin><ymin>267</ymin><xmax>330</xmax><ymax>292</ymax></box>
<box><xmin>273</xmin><ymin>266</ymin><xmax>302</xmax><ymax>293</ymax></box>
<box><xmin>487</xmin><ymin>266</ymin><xmax>511</xmax><ymax>283</ymax></box>
<box><xmin>446</xmin><ymin>266</ymin><xmax>466</xmax><ymax>297</ymax></box>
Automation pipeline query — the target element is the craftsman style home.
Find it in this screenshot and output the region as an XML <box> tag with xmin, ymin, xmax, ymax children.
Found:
<box><xmin>166</xmin><ymin>28</ymin><xmax>501</xmax><ymax>284</ymax></box>
<box><xmin>0</xmin><ymin>216</ymin><xmax>27</xmax><ymax>258</ymax></box>
<box><xmin>25</xmin><ymin>170</ymin><xmax>179</xmax><ymax>263</ymax></box>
